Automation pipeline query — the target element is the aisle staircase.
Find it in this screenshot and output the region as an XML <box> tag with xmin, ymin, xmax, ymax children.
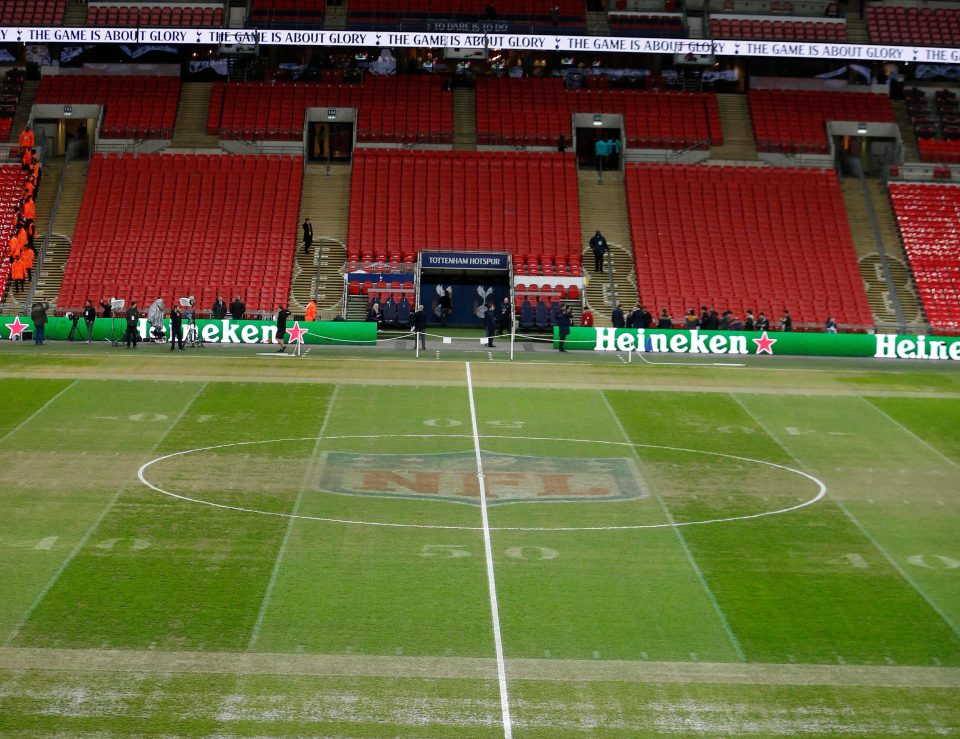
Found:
<box><xmin>892</xmin><ymin>99</ymin><xmax>920</xmax><ymax>162</ymax></box>
<box><xmin>32</xmin><ymin>160</ymin><xmax>91</xmax><ymax>308</ymax></box>
<box><xmin>6</xmin><ymin>80</ymin><xmax>39</xmax><ymax>147</ymax></box>
<box><xmin>841</xmin><ymin>176</ymin><xmax>926</xmax><ymax>329</ymax></box>
<box><xmin>710</xmin><ymin>94</ymin><xmax>758</xmax><ymax>161</ymax></box>
<box><xmin>453</xmin><ymin>89</ymin><xmax>477</xmax><ymax>151</ymax></box>
<box><xmin>577</xmin><ymin>169</ymin><xmax>637</xmax><ymax>325</ymax></box>
<box><xmin>287</xmin><ymin>162</ymin><xmax>350</xmax><ymax>317</ymax></box>
<box><xmin>170</xmin><ymin>83</ymin><xmax>220</xmax><ymax>149</ymax></box>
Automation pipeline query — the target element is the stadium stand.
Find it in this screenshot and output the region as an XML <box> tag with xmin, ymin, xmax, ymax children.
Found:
<box><xmin>888</xmin><ymin>183</ymin><xmax>960</xmax><ymax>332</ymax></box>
<box><xmin>918</xmin><ymin>139</ymin><xmax>960</xmax><ymax>163</ymax></box>
<box><xmin>626</xmin><ymin>163</ymin><xmax>873</xmax><ymax>326</ymax></box>
<box><xmin>607</xmin><ymin>12</ymin><xmax>686</xmax><ymax>37</ymax></box>
<box><xmin>0</xmin><ymin>166</ymin><xmax>27</xmax><ymax>305</ymax></box>
<box><xmin>476</xmin><ymin>77</ymin><xmax>722</xmax><ymax>149</ymax></box>
<box><xmin>36</xmin><ymin>76</ymin><xmax>181</xmax><ymax>140</ymax></box>
<box><xmin>250</xmin><ymin>0</ymin><xmax>326</xmax><ymax>25</ymax></box>
<box><xmin>58</xmin><ymin>153</ymin><xmax>303</xmax><ymax>313</ymax></box>
<box><xmin>207</xmin><ymin>78</ymin><xmax>452</xmax><ymax>143</ymax></box>
<box><xmin>710</xmin><ymin>16</ymin><xmax>846</xmax><ymax>41</ymax></box>
<box><xmin>348</xmin><ymin>0</ymin><xmax>584</xmax><ymax>28</ymax></box>
<box><xmin>86</xmin><ymin>5</ymin><xmax>225</xmax><ymax>27</ymax></box>
<box><xmin>866</xmin><ymin>3</ymin><xmax>960</xmax><ymax>46</ymax></box>
<box><xmin>0</xmin><ymin>0</ymin><xmax>65</xmax><ymax>25</ymax></box>
<box><xmin>346</xmin><ymin>149</ymin><xmax>582</xmax><ymax>273</ymax></box>
<box><xmin>749</xmin><ymin>89</ymin><xmax>894</xmax><ymax>154</ymax></box>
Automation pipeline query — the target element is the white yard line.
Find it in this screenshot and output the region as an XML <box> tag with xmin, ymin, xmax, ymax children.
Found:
<box><xmin>729</xmin><ymin>393</ymin><xmax>960</xmax><ymax>641</ymax></box>
<box><xmin>464</xmin><ymin>362</ymin><xmax>513</xmax><ymax>739</ymax></box>
<box><xmin>247</xmin><ymin>385</ymin><xmax>340</xmax><ymax>652</ymax></box>
<box><xmin>860</xmin><ymin>397</ymin><xmax>960</xmax><ymax>470</ymax></box>
<box><xmin>3</xmin><ymin>382</ymin><xmax>208</xmax><ymax>647</ymax></box>
<box><xmin>599</xmin><ymin>391</ymin><xmax>747</xmax><ymax>662</ymax></box>
<box><xmin>0</xmin><ymin>379</ymin><xmax>79</xmax><ymax>445</ymax></box>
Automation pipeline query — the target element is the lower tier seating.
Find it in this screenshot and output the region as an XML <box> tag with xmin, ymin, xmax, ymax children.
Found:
<box><xmin>626</xmin><ymin>163</ymin><xmax>873</xmax><ymax>327</ymax></box>
<box><xmin>36</xmin><ymin>75</ymin><xmax>180</xmax><ymax>139</ymax></box>
<box><xmin>58</xmin><ymin>153</ymin><xmax>303</xmax><ymax>313</ymax></box>
<box><xmin>207</xmin><ymin>78</ymin><xmax>452</xmax><ymax>143</ymax></box>
<box><xmin>888</xmin><ymin>183</ymin><xmax>960</xmax><ymax>332</ymax></box>
<box><xmin>749</xmin><ymin>89</ymin><xmax>894</xmax><ymax>154</ymax></box>
<box><xmin>347</xmin><ymin>149</ymin><xmax>582</xmax><ymax>274</ymax></box>
<box><xmin>477</xmin><ymin>77</ymin><xmax>721</xmax><ymax>149</ymax></box>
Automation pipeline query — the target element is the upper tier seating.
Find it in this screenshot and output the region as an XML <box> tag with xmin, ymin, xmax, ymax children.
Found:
<box><xmin>476</xmin><ymin>77</ymin><xmax>722</xmax><ymax>149</ymax></box>
<box><xmin>250</xmin><ymin>0</ymin><xmax>326</xmax><ymax>24</ymax></box>
<box><xmin>207</xmin><ymin>78</ymin><xmax>453</xmax><ymax>143</ymax></box>
<box><xmin>918</xmin><ymin>139</ymin><xmax>960</xmax><ymax>163</ymax></box>
<box><xmin>59</xmin><ymin>153</ymin><xmax>303</xmax><ymax>313</ymax></box>
<box><xmin>866</xmin><ymin>4</ymin><xmax>960</xmax><ymax>46</ymax></box>
<box><xmin>626</xmin><ymin>163</ymin><xmax>873</xmax><ymax>326</ymax></box>
<box><xmin>86</xmin><ymin>5</ymin><xmax>225</xmax><ymax>27</ymax></box>
<box><xmin>749</xmin><ymin>89</ymin><xmax>894</xmax><ymax>154</ymax></box>
<box><xmin>0</xmin><ymin>166</ymin><xmax>27</xmax><ymax>304</ymax></box>
<box><xmin>608</xmin><ymin>12</ymin><xmax>686</xmax><ymax>36</ymax></box>
<box><xmin>710</xmin><ymin>16</ymin><xmax>846</xmax><ymax>41</ymax></box>
<box><xmin>888</xmin><ymin>183</ymin><xmax>960</xmax><ymax>332</ymax></box>
<box><xmin>0</xmin><ymin>0</ymin><xmax>65</xmax><ymax>25</ymax></box>
<box><xmin>36</xmin><ymin>76</ymin><xmax>180</xmax><ymax>139</ymax></box>
<box><xmin>347</xmin><ymin>149</ymin><xmax>582</xmax><ymax>273</ymax></box>
<box><xmin>348</xmin><ymin>0</ymin><xmax>584</xmax><ymax>27</ymax></box>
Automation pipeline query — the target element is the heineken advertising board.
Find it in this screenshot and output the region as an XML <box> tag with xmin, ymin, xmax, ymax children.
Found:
<box><xmin>556</xmin><ymin>327</ymin><xmax>960</xmax><ymax>361</ymax></box>
<box><xmin>0</xmin><ymin>316</ymin><xmax>376</xmax><ymax>346</ymax></box>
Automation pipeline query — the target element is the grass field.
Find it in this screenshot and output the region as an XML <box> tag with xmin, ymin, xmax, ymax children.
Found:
<box><xmin>0</xmin><ymin>342</ymin><xmax>958</xmax><ymax>736</ymax></box>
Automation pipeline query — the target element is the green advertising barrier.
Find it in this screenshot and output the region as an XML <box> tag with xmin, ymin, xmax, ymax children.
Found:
<box><xmin>554</xmin><ymin>326</ymin><xmax>960</xmax><ymax>362</ymax></box>
<box><xmin>0</xmin><ymin>316</ymin><xmax>377</xmax><ymax>346</ymax></box>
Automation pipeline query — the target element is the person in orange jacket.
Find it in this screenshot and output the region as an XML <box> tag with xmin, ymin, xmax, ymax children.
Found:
<box><xmin>21</xmin><ymin>245</ymin><xmax>33</xmax><ymax>281</ymax></box>
<box><xmin>22</xmin><ymin>196</ymin><xmax>35</xmax><ymax>222</ymax></box>
<box><xmin>8</xmin><ymin>233</ymin><xmax>21</xmax><ymax>261</ymax></box>
<box><xmin>25</xmin><ymin>220</ymin><xmax>35</xmax><ymax>250</ymax></box>
<box><xmin>304</xmin><ymin>299</ymin><xmax>317</xmax><ymax>322</ymax></box>
<box><xmin>18</xmin><ymin>125</ymin><xmax>34</xmax><ymax>154</ymax></box>
<box><xmin>10</xmin><ymin>255</ymin><xmax>25</xmax><ymax>291</ymax></box>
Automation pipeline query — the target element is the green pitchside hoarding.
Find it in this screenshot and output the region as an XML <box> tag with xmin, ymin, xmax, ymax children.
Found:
<box><xmin>556</xmin><ymin>327</ymin><xmax>960</xmax><ymax>361</ymax></box>
<box><xmin>0</xmin><ymin>316</ymin><xmax>376</xmax><ymax>345</ymax></box>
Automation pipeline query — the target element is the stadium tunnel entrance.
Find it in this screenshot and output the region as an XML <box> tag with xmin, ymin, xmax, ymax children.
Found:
<box><xmin>417</xmin><ymin>250</ymin><xmax>512</xmax><ymax>327</ymax></box>
<box><xmin>306</xmin><ymin>107</ymin><xmax>355</xmax><ymax>163</ymax></box>
<box><xmin>573</xmin><ymin>112</ymin><xmax>624</xmax><ymax>172</ymax></box>
<box><xmin>828</xmin><ymin>120</ymin><xmax>902</xmax><ymax>177</ymax></box>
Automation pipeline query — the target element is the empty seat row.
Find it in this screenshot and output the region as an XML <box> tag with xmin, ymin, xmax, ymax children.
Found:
<box><xmin>58</xmin><ymin>153</ymin><xmax>303</xmax><ymax>313</ymax></box>
<box><xmin>86</xmin><ymin>5</ymin><xmax>224</xmax><ymax>27</ymax></box>
<box><xmin>625</xmin><ymin>163</ymin><xmax>872</xmax><ymax>326</ymax></box>
<box><xmin>867</xmin><ymin>5</ymin><xmax>960</xmax><ymax>46</ymax></box>
<box><xmin>607</xmin><ymin>13</ymin><xmax>686</xmax><ymax>37</ymax></box>
<box><xmin>918</xmin><ymin>138</ymin><xmax>960</xmax><ymax>163</ymax></box>
<box><xmin>0</xmin><ymin>0</ymin><xmax>65</xmax><ymax>25</ymax></box>
<box><xmin>711</xmin><ymin>16</ymin><xmax>846</xmax><ymax>41</ymax></box>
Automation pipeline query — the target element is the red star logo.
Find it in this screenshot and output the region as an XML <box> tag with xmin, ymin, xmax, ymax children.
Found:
<box><xmin>286</xmin><ymin>320</ymin><xmax>308</xmax><ymax>344</ymax></box>
<box><xmin>752</xmin><ymin>330</ymin><xmax>777</xmax><ymax>355</ymax></box>
<box><xmin>6</xmin><ymin>316</ymin><xmax>28</xmax><ymax>340</ymax></box>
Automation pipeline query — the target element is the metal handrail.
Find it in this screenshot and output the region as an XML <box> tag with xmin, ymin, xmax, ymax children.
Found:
<box><xmin>23</xmin><ymin>156</ymin><xmax>69</xmax><ymax>309</ymax></box>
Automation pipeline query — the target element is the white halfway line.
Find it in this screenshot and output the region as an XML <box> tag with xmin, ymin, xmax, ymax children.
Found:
<box><xmin>465</xmin><ymin>362</ymin><xmax>513</xmax><ymax>739</ymax></box>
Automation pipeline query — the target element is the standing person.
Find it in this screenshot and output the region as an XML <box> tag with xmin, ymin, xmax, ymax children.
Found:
<box><xmin>497</xmin><ymin>296</ymin><xmax>511</xmax><ymax>336</ymax></box>
<box><xmin>10</xmin><ymin>255</ymin><xmax>25</xmax><ymax>292</ymax></box>
<box><xmin>557</xmin><ymin>304</ymin><xmax>571</xmax><ymax>352</ymax></box>
<box><xmin>657</xmin><ymin>308</ymin><xmax>672</xmax><ymax>328</ymax></box>
<box><xmin>580</xmin><ymin>304</ymin><xmax>594</xmax><ymax>327</ymax></box>
<box><xmin>211</xmin><ymin>295</ymin><xmax>227</xmax><ymax>320</ymax></box>
<box><xmin>594</xmin><ymin>137</ymin><xmax>609</xmax><ymax>172</ymax></box>
<box><xmin>304</xmin><ymin>299</ymin><xmax>317</xmax><ymax>322</ymax></box>
<box><xmin>18</xmin><ymin>124</ymin><xmax>34</xmax><ymax>159</ymax></box>
<box><xmin>229</xmin><ymin>295</ymin><xmax>245</xmax><ymax>320</ymax></box>
<box><xmin>100</xmin><ymin>298</ymin><xmax>113</xmax><ymax>318</ymax></box>
<box><xmin>125</xmin><ymin>301</ymin><xmax>140</xmax><ymax>348</ymax></box>
<box><xmin>169</xmin><ymin>304</ymin><xmax>184</xmax><ymax>351</ymax></box>
<box><xmin>589</xmin><ymin>230</ymin><xmax>608</xmax><ymax>273</ymax></box>
<box><xmin>756</xmin><ymin>312</ymin><xmax>770</xmax><ymax>331</ymax></box>
<box><xmin>413</xmin><ymin>303</ymin><xmax>427</xmax><ymax>349</ymax></box>
<box><xmin>744</xmin><ymin>310</ymin><xmax>756</xmax><ymax>331</ymax></box>
<box><xmin>825</xmin><ymin>315</ymin><xmax>838</xmax><ymax>333</ymax></box>
<box><xmin>30</xmin><ymin>300</ymin><xmax>48</xmax><ymax>345</ymax></box>
<box><xmin>302</xmin><ymin>218</ymin><xmax>313</xmax><ymax>254</ymax></box>
<box><xmin>484</xmin><ymin>302</ymin><xmax>498</xmax><ymax>347</ymax></box>
<box><xmin>275</xmin><ymin>304</ymin><xmax>291</xmax><ymax>352</ymax></box>
<box><xmin>83</xmin><ymin>299</ymin><xmax>97</xmax><ymax>343</ymax></box>
<box><xmin>684</xmin><ymin>309</ymin><xmax>698</xmax><ymax>329</ymax></box>
<box><xmin>611</xmin><ymin>302</ymin><xmax>625</xmax><ymax>328</ymax></box>
<box><xmin>438</xmin><ymin>287</ymin><xmax>452</xmax><ymax>327</ymax></box>
<box><xmin>780</xmin><ymin>309</ymin><xmax>793</xmax><ymax>332</ymax></box>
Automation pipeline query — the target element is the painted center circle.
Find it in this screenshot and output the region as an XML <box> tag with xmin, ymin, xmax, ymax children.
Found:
<box><xmin>137</xmin><ymin>434</ymin><xmax>826</xmax><ymax>531</ymax></box>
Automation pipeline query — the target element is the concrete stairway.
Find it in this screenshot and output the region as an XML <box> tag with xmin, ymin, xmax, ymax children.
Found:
<box><xmin>170</xmin><ymin>83</ymin><xmax>220</xmax><ymax>149</ymax></box>
<box><xmin>586</xmin><ymin>10</ymin><xmax>608</xmax><ymax>35</ymax></box>
<box><xmin>1</xmin><ymin>157</ymin><xmax>64</xmax><ymax>315</ymax></box>
<box><xmin>324</xmin><ymin>4</ymin><xmax>347</xmax><ymax>29</ymax></box>
<box><xmin>287</xmin><ymin>162</ymin><xmax>350</xmax><ymax>317</ymax></box>
<box><xmin>62</xmin><ymin>1</ymin><xmax>88</xmax><ymax>25</ymax></box>
<box><xmin>892</xmin><ymin>99</ymin><xmax>920</xmax><ymax>162</ymax></box>
<box><xmin>841</xmin><ymin>177</ymin><xmax>926</xmax><ymax>329</ymax></box>
<box><xmin>710</xmin><ymin>94</ymin><xmax>758</xmax><ymax>161</ymax></box>
<box><xmin>577</xmin><ymin>169</ymin><xmax>638</xmax><ymax>325</ymax></box>
<box><xmin>845</xmin><ymin>15</ymin><xmax>868</xmax><ymax>44</ymax></box>
<box><xmin>453</xmin><ymin>89</ymin><xmax>477</xmax><ymax>151</ymax></box>
<box><xmin>6</xmin><ymin>80</ymin><xmax>39</xmax><ymax>147</ymax></box>
<box><xmin>33</xmin><ymin>160</ymin><xmax>91</xmax><ymax>308</ymax></box>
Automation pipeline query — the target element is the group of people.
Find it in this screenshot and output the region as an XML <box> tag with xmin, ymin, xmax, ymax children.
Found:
<box><xmin>209</xmin><ymin>294</ymin><xmax>248</xmax><ymax>321</ymax></box>
<box><xmin>7</xmin><ymin>125</ymin><xmax>42</xmax><ymax>294</ymax></box>
<box><xmin>366</xmin><ymin>293</ymin><xmax>413</xmax><ymax>328</ymax></box>
<box><xmin>611</xmin><ymin>303</ymin><xmax>807</xmax><ymax>333</ymax></box>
